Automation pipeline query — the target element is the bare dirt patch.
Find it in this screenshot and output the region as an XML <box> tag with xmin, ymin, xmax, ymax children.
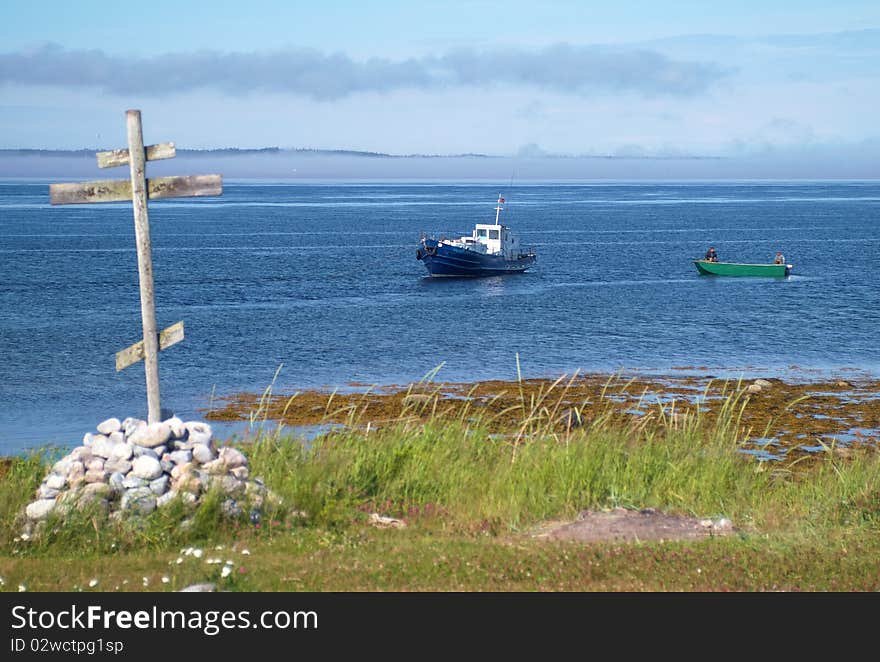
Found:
<box><xmin>532</xmin><ymin>508</ymin><xmax>735</xmax><ymax>544</ymax></box>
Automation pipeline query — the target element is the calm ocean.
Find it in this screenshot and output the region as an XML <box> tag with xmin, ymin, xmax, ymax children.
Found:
<box><xmin>1</xmin><ymin>180</ymin><xmax>878</xmax><ymax>453</ymax></box>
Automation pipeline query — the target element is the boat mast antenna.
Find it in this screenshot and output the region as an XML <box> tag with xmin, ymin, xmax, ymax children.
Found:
<box><xmin>495</xmin><ymin>193</ymin><xmax>505</xmax><ymax>224</ymax></box>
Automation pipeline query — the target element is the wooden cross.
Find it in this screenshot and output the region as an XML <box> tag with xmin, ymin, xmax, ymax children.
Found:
<box><xmin>49</xmin><ymin>109</ymin><xmax>222</xmax><ymax>424</ymax></box>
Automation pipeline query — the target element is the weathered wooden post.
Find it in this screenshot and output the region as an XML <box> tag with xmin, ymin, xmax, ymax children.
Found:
<box><xmin>50</xmin><ymin>109</ymin><xmax>222</xmax><ymax>423</ymax></box>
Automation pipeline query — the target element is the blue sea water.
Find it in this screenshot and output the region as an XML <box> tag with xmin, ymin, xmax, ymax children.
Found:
<box><xmin>1</xmin><ymin>180</ymin><xmax>879</xmax><ymax>453</ymax></box>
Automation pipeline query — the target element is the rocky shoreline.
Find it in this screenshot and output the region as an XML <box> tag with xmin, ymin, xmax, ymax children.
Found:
<box><xmin>205</xmin><ymin>372</ymin><xmax>880</xmax><ymax>459</ymax></box>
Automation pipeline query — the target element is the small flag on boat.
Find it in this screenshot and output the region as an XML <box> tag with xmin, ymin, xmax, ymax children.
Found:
<box><xmin>498</xmin><ymin>196</ymin><xmax>505</xmax><ymax>203</ymax></box>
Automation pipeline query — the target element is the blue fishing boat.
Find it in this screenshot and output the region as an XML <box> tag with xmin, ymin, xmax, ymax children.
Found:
<box><xmin>416</xmin><ymin>195</ymin><xmax>536</xmax><ymax>277</ymax></box>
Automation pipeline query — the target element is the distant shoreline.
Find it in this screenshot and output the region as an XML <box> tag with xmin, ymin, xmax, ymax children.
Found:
<box><xmin>0</xmin><ymin>147</ymin><xmax>724</xmax><ymax>160</ymax></box>
<box><xmin>3</xmin><ymin>149</ymin><xmax>877</xmax><ymax>179</ymax></box>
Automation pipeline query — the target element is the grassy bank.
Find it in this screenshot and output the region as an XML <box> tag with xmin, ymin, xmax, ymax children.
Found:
<box><xmin>1</xmin><ymin>377</ymin><xmax>879</xmax><ymax>591</ymax></box>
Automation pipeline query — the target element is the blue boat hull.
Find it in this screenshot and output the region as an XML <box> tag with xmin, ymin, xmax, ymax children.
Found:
<box><xmin>417</xmin><ymin>238</ymin><xmax>535</xmax><ymax>277</ymax></box>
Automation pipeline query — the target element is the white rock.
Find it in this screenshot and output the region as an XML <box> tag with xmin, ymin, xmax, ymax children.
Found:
<box><xmin>149</xmin><ymin>475</ymin><xmax>170</xmax><ymax>496</ymax></box>
<box><xmin>219</xmin><ymin>447</ymin><xmax>247</xmax><ymax>470</ymax></box>
<box><xmin>191</xmin><ymin>443</ymin><xmax>215</xmax><ymax>464</ymax></box>
<box><xmin>104</xmin><ymin>459</ymin><xmax>132</xmax><ymax>475</ymax></box>
<box><xmin>82</xmin><ymin>482</ymin><xmax>111</xmax><ymax>499</ymax></box>
<box><xmin>84</xmin><ymin>469</ymin><xmax>109</xmax><ymax>483</ymax></box>
<box><xmin>70</xmin><ymin>447</ymin><xmax>93</xmax><ymax>462</ymax></box>
<box><xmin>185</xmin><ymin>421</ymin><xmax>213</xmax><ymax>446</ymax></box>
<box><xmin>230</xmin><ymin>466</ymin><xmax>249</xmax><ymax>480</ymax></box>
<box><xmin>122</xmin><ymin>475</ymin><xmax>147</xmax><ymax>489</ymax></box>
<box><xmin>82</xmin><ymin>433</ymin><xmax>101</xmax><ymax>447</ymax></box>
<box><xmin>51</xmin><ymin>457</ymin><xmax>72</xmax><ymax>476</ymax></box>
<box><xmin>131</xmin><ymin>446</ymin><xmax>159</xmax><ymax>459</ymax></box>
<box><xmin>754</xmin><ymin>379</ymin><xmax>772</xmax><ymax>388</ymax></box>
<box><xmin>122</xmin><ymin>417</ymin><xmax>145</xmax><ymax>437</ymax></box>
<box><xmin>96</xmin><ymin>418</ymin><xmax>122</xmax><ymax>435</ymax></box>
<box><xmin>67</xmin><ymin>462</ymin><xmax>85</xmax><ymax>486</ymax></box>
<box><xmin>170</xmin><ymin>462</ymin><xmax>193</xmax><ymax>479</ymax></box>
<box><xmin>26</xmin><ymin>499</ymin><xmax>57</xmax><ymax>521</ymax></box>
<box><xmin>110</xmin><ymin>442</ymin><xmax>133</xmax><ymax>461</ymax></box>
<box><xmin>175</xmin><ymin>472</ymin><xmax>206</xmax><ymax>495</ymax></box>
<box><xmin>38</xmin><ymin>485</ymin><xmax>60</xmax><ymax>499</ymax></box>
<box><xmin>108</xmin><ymin>430</ymin><xmax>125</xmax><ymax>445</ymax></box>
<box><xmin>201</xmin><ymin>459</ymin><xmax>227</xmax><ymax>475</ymax></box>
<box><xmin>86</xmin><ymin>458</ymin><xmax>105</xmax><ymax>472</ymax></box>
<box><xmin>129</xmin><ymin>422</ymin><xmax>172</xmax><ymax>448</ymax></box>
<box><xmin>169</xmin><ymin>450</ymin><xmax>192</xmax><ymax>465</ymax></box>
<box><xmin>746</xmin><ymin>384</ymin><xmax>762</xmax><ymax>394</ymax></box>
<box><xmin>45</xmin><ymin>473</ymin><xmax>66</xmax><ymax>490</ymax></box>
<box><xmin>90</xmin><ymin>435</ymin><xmax>117</xmax><ymax>459</ymax></box>
<box><xmin>121</xmin><ymin>487</ymin><xmax>157</xmax><ymax>514</ymax></box>
<box><xmin>157</xmin><ymin>490</ymin><xmax>179</xmax><ymax>508</ymax></box>
<box><xmin>368</xmin><ymin>513</ymin><xmax>406</xmax><ymax>529</ymax></box>
<box><xmin>108</xmin><ymin>472</ymin><xmax>126</xmax><ymax>493</ymax></box>
<box><xmin>165</xmin><ymin>416</ymin><xmax>187</xmax><ymax>439</ymax></box>
<box><xmin>132</xmin><ymin>455</ymin><xmax>163</xmax><ymax>480</ymax></box>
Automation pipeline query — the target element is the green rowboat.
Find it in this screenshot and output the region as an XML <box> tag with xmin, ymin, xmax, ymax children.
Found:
<box><xmin>694</xmin><ymin>260</ymin><xmax>792</xmax><ymax>277</ymax></box>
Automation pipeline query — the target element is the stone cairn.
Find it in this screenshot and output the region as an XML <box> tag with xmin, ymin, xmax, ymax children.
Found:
<box><xmin>23</xmin><ymin>417</ymin><xmax>267</xmax><ymax>530</ymax></box>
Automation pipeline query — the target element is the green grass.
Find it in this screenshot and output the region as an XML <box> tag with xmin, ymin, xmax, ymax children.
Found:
<box><xmin>1</xmin><ymin>381</ymin><xmax>879</xmax><ymax>592</ymax></box>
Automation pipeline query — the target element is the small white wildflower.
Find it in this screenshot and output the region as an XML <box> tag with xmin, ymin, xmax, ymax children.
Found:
<box><xmin>21</xmin><ymin>533</ymin><xmax>30</xmax><ymax>541</ymax></box>
<box><xmin>18</xmin><ymin>584</ymin><xmax>27</xmax><ymax>592</ymax></box>
<box><xmin>220</xmin><ymin>566</ymin><xmax>232</xmax><ymax>578</ymax></box>
<box><xmin>142</xmin><ymin>577</ymin><xmax>149</xmax><ymax>587</ymax></box>
<box><xmin>215</xmin><ymin>545</ymin><xmax>224</xmax><ymax>551</ymax></box>
<box><xmin>225</xmin><ymin>560</ymin><xmax>234</xmax><ymax>566</ymax></box>
<box><xmin>192</xmin><ymin>548</ymin><xmax>203</xmax><ymax>558</ymax></box>
<box><xmin>161</xmin><ymin>576</ymin><xmax>170</xmax><ymax>584</ymax></box>
<box><xmin>241</xmin><ymin>549</ymin><xmax>250</xmax><ymax>555</ymax></box>
<box><xmin>122</xmin><ymin>579</ymin><xmax>129</xmax><ymax>585</ymax></box>
<box><xmin>89</xmin><ymin>578</ymin><xmax>99</xmax><ymax>588</ymax></box>
<box><xmin>175</xmin><ymin>557</ymin><xmax>184</xmax><ymax>565</ymax></box>
<box><xmin>0</xmin><ymin>576</ymin><xmax>5</xmax><ymax>586</ymax></box>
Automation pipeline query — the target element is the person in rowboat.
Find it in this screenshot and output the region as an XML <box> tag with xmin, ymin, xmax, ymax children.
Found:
<box><xmin>774</xmin><ymin>251</ymin><xmax>785</xmax><ymax>265</ymax></box>
<box><xmin>704</xmin><ymin>246</ymin><xmax>718</xmax><ymax>262</ymax></box>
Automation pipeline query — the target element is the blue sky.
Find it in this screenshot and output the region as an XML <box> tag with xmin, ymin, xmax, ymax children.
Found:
<box><xmin>1</xmin><ymin>0</ymin><xmax>879</xmax><ymax>174</ymax></box>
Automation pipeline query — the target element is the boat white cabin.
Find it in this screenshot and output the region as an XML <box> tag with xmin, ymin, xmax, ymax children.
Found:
<box><xmin>439</xmin><ymin>197</ymin><xmax>525</xmax><ymax>259</ymax></box>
